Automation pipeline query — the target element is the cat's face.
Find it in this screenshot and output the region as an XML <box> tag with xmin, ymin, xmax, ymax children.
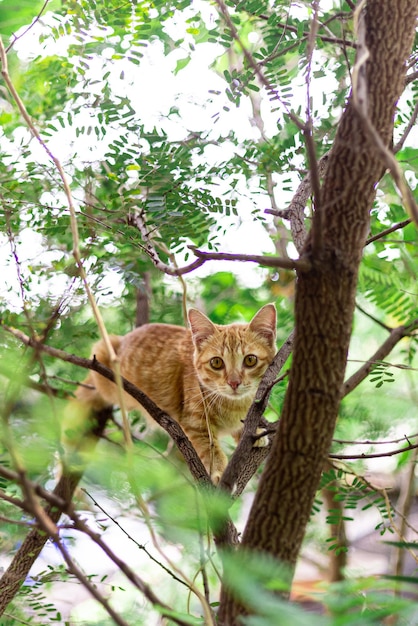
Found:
<box><xmin>188</xmin><ymin>305</ymin><xmax>277</xmax><ymax>401</ymax></box>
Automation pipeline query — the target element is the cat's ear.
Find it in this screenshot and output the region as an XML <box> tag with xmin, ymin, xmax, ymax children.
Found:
<box><xmin>249</xmin><ymin>303</ymin><xmax>277</xmax><ymax>346</ymax></box>
<box><xmin>188</xmin><ymin>309</ymin><xmax>216</xmax><ymax>348</ymax></box>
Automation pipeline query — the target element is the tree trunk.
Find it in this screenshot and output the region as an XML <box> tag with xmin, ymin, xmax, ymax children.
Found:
<box><xmin>218</xmin><ymin>1</ymin><xmax>418</xmax><ymax>622</ymax></box>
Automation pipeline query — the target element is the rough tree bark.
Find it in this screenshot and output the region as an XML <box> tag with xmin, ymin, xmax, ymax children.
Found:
<box><xmin>218</xmin><ymin>1</ymin><xmax>418</xmax><ymax>623</ymax></box>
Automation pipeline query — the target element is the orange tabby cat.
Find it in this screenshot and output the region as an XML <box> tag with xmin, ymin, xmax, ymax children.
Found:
<box><xmin>70</xmin><ymin>304</ymin><xmax>276</xmax><ymax>482</ymax></box>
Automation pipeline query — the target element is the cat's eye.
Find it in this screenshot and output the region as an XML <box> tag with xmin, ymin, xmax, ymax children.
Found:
<box><xmin>210</xmin><ymin>357</ymin><xmax>224</xmax><ymax>370</ymax></box>
<box><xmin>244</xmin><ymin>354</ymin><xmax>258</xmax><ymax>368</ymax></box>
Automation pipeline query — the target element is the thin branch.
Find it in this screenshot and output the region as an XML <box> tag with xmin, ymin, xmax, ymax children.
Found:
<box><xmin>0</xmin><ymin>488</ymin><xmax>26</xmax><ymax>510</ymax></box>
<box><xmin>333</xmin><ymin>433</ymin><xmax>418</xmax><ymax>446</ymax></box>
<box><xmin>0</xmin><ymin>514</ymin><xmax>35</xmax><ymax>528</ymax></box>
<box><xmin>32</xmin><ymin>504</ymin><xmax>132</xmax><ymax>626</ymax></box>
<box><xmin>55</xmin><ymin>539</ymin><xmax>132</xmax><ymax>626</ymax></box>
<box><xmin>330</xmin><ymin>441</ymin><xmax>418</xmax><ymax>461</ymax></box>
<box><xmin>355</xmin><ymin>302</ymin><xmax>392</xmax><ymax>331</ymax></box>
<box><xmin>5</xmin><ymin>0</ymin><xmax>50</xmax><ymax>52</ymax></box>
<box><xmin>393</xmin><ymin>98</ymin><xmax>418</xmax><ymax>153</ymax></box>
<box><xmin>15</xmin><ymin>469</ymin><xmax>167</xmax><ymax>626</ymax></box>
<box><xmin>342</xmin><ymin>319</ymin><xmax>418</xmax><ymax>397</ymax></box>
<box><xmin>381</xmin><ymin>489</ymin><xmax>418</xmax><ymax>569</ymax></box>
<box><xmin>395</xmin><ymin>445</ymin><xmax>418</xmax><ymax>579</ymax></box>
<box><xmin>266</xmin><ymin>152</ymin><xmax>330</xmax><ymax>253</ymax></box>
<box><xmin>363</xmin><ymin>121</ymin><xmax>418</xmax><ymax>224</ymax></box>
<box><xmin>127</xmin><ymin>212</ymin><xmax>205</xmax><ymax>276</ymax></box>
<box><xmin>65</xmin><ymin>510</ymin><xmax>194</xmax><ymax>626</ymax></box>
<box><xmin>81</xmin><ymin>488</ymin><xmax>190</xmax><ymax>589</ymax></box>
<box><xmin>304</xmin><ymin>127</ymin><xmax>322</xmax><ymax>254</ymax></box>
<box><xmin>214</xmin><ymin>0</ymin><xmax>304</xmax><ymax>130</ymax></box>
<box><xmin>190</xmin><ymin>248</ymin><xmax>311</xmax><ymax>272</ymax></box>
<box><xmin>405</xmin><ymin>70</ymin><xmax>418</xmax><ymax>86</ymax></box>
<box><xmin>365</xmin><ymin>218</ymin><xmax>412</xmax><ymax>246</ymax></box>
<box><xmin>273</xmin><ymin>20</ymin><xmax>356</xmax><ymax>49</ymax></box>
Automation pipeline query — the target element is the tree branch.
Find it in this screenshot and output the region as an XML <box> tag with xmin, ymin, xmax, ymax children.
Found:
<box><xmin>5</xmin><ymin>0</ymin><xmax>50</xmax><ymax>53</ymax></box>
<box><xmin>127</xmin><ymin>212</ymin><xmax>205</xmax><ymax>276</ymax></box>
<box><xmin>190</xmin><ymin>248</ymin><xmax>311</xmax><ymax>271</ymax></box>
<box><xmin>219</xmin><ymin>331</ymin><xmax>294</xmax><ymax>497</ymax></box>
<box><xmin>365</xmin><ymin>218</ymin><xmax>412</xmax><ymax>246</ymax></box>
<box><xmin>266</xmin><ymin>152</ymin><xmax>330</xmax><ymax>253</ymax></box>
<box><xmin>330</xmin><ymin>441</ymin><xmax>418</xmax><ymax>460</ymax></box>
<box><xmin>342</xmin><ymin>319</ymin><xmax>418</xmax><ymax>397</ymax></box>
<box><xmin>393</xmin><ymin>98</ymin><xmax>418</xmax><ymax>153</ymax></box>
<box><xmin>214</xmin><ymin>0</ymin><xmax>304</xmax><ymax>130</ymax></box>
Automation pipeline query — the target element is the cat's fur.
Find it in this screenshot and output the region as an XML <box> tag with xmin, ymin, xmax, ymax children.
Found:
<box><xmin>69</xmin><ymin>304</ymin><xmax>277</xmax><ymax>481</ymax></box>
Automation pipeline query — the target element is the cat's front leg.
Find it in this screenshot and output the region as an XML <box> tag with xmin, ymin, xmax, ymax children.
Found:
<box><xmin>183</xmin><ymin>425</ymin><xmax>227</xmax><ymax>484</ymax></box>
<box><xmin>253</xmin><ymin>427</ymin><xmax>270</xmax><ymax>448</ymax></box>
<box><xmin>233</xmin><ymin>427</ymin><xmax>269</xmax><ymax>448</ymax></box>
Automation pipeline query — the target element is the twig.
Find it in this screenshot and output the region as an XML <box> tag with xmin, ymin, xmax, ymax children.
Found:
<box><xmin>65</xmin><ymin>510</ymin><xmax>194</xmax><ymax>626</ymax></box>
<box><xmin>342</xmin><ymin>319</ymin><xmax>418</xmax><ymax>397</ymax></box>
<box><xmin>329</xmin><ymin>441</ymin><xmax>418</xmax><ymax>460</ymax></box>
<box><xmin>190</xmin><ymin>248</ymin><xmax>311</xmax><ymax>272</ymax></box>
<box><xmin>214</xmin><ymin>0</ymin><xmax>304</xmax><ymax>130</ymax></box>
<box><xmin>405</xmin><ymin>70</ymin><xmax>418</xmax><ymax>86</ymax></box>
<box><xmin>394</xmin><ymin>446</ymin><xmax>418</xmax><ymax>579</ymax></box>
<box><xmin>6</xmin><ymin>0</ymin><xmax>50</xmax><ymax>52</ymax></box>
<box><xmin>39</xmin><ymin>515</ymin><xmax>132</xmax><ymax>626</ymax></box>
<box><xmin>81</xmin><ymin>488</ymin><xmax>190</xmax><ymax>588</ymax></box>
<box><xmin>0</xmin><ymin>514</ymin><xmax>35</xmax><ymax>528</ymax></box>
<box><xmin>381</xmin><ymin>489</ymin><xmax>418</xmax><ymax>567</ymax></box>
<box><xmin>272</xmin><ymin>20</ymin><xmax>356</xmax><ymax>49</ymax></box>
<box><xmin>393</xmin><ymin>98</ymin><xmax>418</xmax><ymax>154</ymax></box>
<box><xmin>127</xmin><ymin>212</ymin><xmax>205</xmax><ymax>277</ymax></box>
<box><xmin>265</xmin><ymin>152</ymin><xmax>330</xmax><ymax>253</ymax></box>
<box><xmin>365</xmin><ymin>218</ymin><xmax>411</xmax><ymax>246</ymax></box>
<box><xmin>355</xmin><ymin>302</ymin><xmax>392</xmax><ymax>331</ymax></box>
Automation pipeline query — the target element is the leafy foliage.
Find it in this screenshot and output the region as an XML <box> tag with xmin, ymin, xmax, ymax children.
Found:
<box><xmin>1</xmin><ymin>0</ymin><xmax>418</xmax><ymax>624</ymax></box>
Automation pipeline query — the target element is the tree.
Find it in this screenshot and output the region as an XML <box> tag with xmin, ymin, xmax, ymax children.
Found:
<box><xmin>1</xmin><ymin>1</ymin><xmax>418</xmax><ymax>624</ymax></box>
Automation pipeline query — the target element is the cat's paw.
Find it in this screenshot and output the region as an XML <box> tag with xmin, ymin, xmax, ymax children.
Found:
<box><xmin>253</xmin><ymin>427</ymin><xmax>269</xmax><ymax>448</ymax></box>
<box><xmin>211</xmin><ymin>470</ymin><xmax>222</xmax><ymax>485</ymax></box>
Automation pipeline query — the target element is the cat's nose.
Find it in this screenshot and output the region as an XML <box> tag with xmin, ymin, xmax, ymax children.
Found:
<box><xmin>228</xmin><ymin>378</ymin><xmax>241</xmax><ymax>390</ymax></box>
